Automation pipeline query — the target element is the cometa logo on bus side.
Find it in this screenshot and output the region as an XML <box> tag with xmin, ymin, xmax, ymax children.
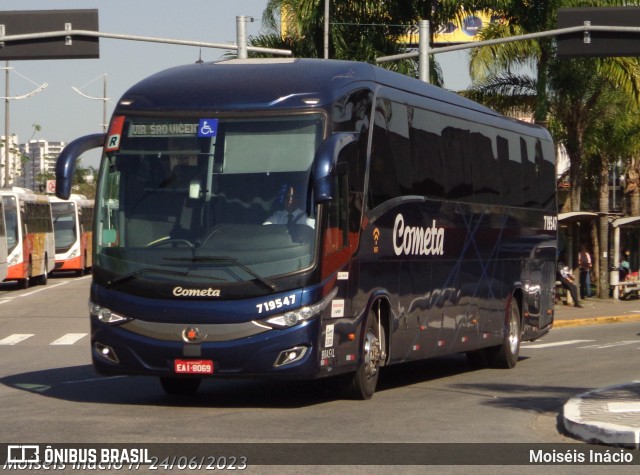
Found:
<box><xmin>393</xmin><ymin>214</ymin><xmax>445</xmax><ymax>257</ymax></box>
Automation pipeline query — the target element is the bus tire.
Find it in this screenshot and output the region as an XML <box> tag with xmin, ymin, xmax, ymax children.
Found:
<box><xmin>39</xmin><ymin>259</ymin><xmax>49</xmax><ymax>286</ymax></box>
<box><xmin>160</xmin><ymin>377</ymin><xmax>202</xmax><ymax>396</ymax></box>
<box><xmin>487</xmin><ymin>297</ymin><xmax>521</xmax><ymax>369</ymax></box>
<box><xmin>340</xmin><ymin>307</ymin><xmax>384</xmax><ymax>400</ymax></box>
<box><xmin>20</xmin><ymin>259</ymin><xmax>33</xmax><ymax>289</ymax></box>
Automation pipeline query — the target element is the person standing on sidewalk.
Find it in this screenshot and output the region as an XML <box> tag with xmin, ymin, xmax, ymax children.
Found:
<box><xmin>578</xmin><ymin>244</ymin><xmax>592</xmax><ymax>299</ymax></box>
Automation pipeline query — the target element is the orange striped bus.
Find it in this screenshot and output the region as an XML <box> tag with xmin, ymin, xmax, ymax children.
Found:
<box><xmin>50</xmin><ymin>194</ymin><xmax>94</xmax><ymax>276</ymax></box>
<box><xmin>1</xmin><ymin>187</ymin><xmax>55</xmax><ymax>288</ymax></box>
<box><xmin>0</xmin><ymin>198</ymin><xmax>7</xmax><ymax>282</ymax></box>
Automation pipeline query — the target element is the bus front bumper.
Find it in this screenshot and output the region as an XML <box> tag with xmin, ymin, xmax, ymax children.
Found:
<box><xmin>90</xmin><ymin>317</ymin><xmax>322</xmax><ymax>380</ymax></box>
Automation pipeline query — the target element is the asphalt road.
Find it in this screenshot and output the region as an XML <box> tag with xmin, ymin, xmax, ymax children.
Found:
<box><xmin>1</xmin><ymin>276</ymin><xmax>639</xmax><ymax>474</ymax></box>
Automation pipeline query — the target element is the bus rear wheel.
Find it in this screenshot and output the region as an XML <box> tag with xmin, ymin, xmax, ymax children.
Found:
<box><xmin>19</xmin><ymin>260</ymin><xmax>33</xmax><ymax>289</ymax></box>
<box><xmin>339</xmin><ymin>307</ymin><xmax>385</xmax><ymax>400</ymax></box>
<box><xmin>487</xmin><ymin>297</ymin><xmax>521</xmax><ymax>369</ymax></box>
<box><xmin>159</xmin><ymin>377</ymin><xmax>202</xmax><ymax>396</ymax></box>
<box><xmin>38</xmin><ymin>259</ymin><xmax>49</xmax><ymax>286</ymax></box>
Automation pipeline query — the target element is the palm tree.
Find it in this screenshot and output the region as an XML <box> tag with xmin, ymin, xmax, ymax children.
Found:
<box><xmin>548</xmin><ymin>56</ymin><xmax>640</xmax><ymax>212</ymax></box>
<box><xmin>251</xmin><ymin>1</ymin><xmax>490</xmax><ymax>84</ymax></box>
<box><xmin>469</xmin><ymin>0</ymin><xmax>565</xmax><ymax>125</ymax></box>
<box><xmin>576</xmin><ymin>86</ymin><xmax>640</xmax><ymax>296</ymax></box>
<box><xmin>468</xmin><ymin>1</ymin><xmax>640</xmax><ymax>213</ymax></box>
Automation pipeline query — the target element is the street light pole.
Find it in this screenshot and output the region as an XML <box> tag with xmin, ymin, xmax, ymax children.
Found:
<box><xmin>324</xmin><ymin>0</ymin><xmax>330</xmax><ymax>59</ymax></box>
<box><xmin>1</xmin><ymin>64</ymin><xmax>48</xmax><ymax>188</ymax></box>
<box><xmin>3</xmin><ymin>61</ymin><xmax>9</xmax><ymax>188</ymax></box>
<box><xmin>102</xmin><ymin>73</ymin><xmax>107</xmax><ymax>132</ymax></box>
<box><xmin>236</xmin><ymin>16</ymin><xmax>249</xmax><ymax>59</ymax></box>
<box><xmin>418</xmin><ymin>20</ymin><xmax>429</xmax><ymax>83</ymax></box>
<box><xmin>72</xmin><ymin>74</ymin><xmax>109</xmax><ymax>132</ymax></box>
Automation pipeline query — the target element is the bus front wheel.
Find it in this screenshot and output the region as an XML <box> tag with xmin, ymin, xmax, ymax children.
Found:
<box><xmin>159</xmin><ymin>377</ymin><xmax>202</xmax><ymax>396</ymax></box>
<box><xmin>339</xmin><ymin>307</ymin><xmax>385</xmax><ymax>400</ymax></box>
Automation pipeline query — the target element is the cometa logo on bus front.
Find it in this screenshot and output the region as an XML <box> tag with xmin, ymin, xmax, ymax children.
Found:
<box><xmin>393</xmin><ymin>214</ymin><xmax>445</xmax><ymax>257</ymax></box>
<box><xmin>173</xmin><ymin>287</ymin><xmax>221</xmax><ymax>297</ymax></box>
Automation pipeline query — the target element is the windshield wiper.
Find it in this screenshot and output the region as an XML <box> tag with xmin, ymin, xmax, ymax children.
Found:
<box><xmin>164</xmin><ymin>256</ymin><xmax>276</xmax><ymax>292</ymax></box>
<box><xmin>105</xmin><ymin>267</ymin><xmax>216</xmax><ymax>290</ymax></box>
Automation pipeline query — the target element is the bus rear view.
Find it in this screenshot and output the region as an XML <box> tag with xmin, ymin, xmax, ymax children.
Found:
<box><xmin>56</xmin><ymin>59</ymin><xmax>557</xmax><ymax>399</ymax></box>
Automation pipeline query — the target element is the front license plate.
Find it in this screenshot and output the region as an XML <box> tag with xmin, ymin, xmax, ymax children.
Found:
<box><xmin>174</xmin><ymin>359</ymin><xmax>214</xmax><ymax>374</ymax></box>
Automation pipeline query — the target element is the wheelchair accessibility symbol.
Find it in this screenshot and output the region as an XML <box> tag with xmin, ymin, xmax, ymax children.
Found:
<box><xmin>198</xmin><ymin>118</ymin><xmax>218</xmax><ymax>137</ymax></box>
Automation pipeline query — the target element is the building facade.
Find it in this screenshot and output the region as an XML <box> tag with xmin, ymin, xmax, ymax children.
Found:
<box><xmin>16</xmin><ymin>140</ymin><xmax>66</xmax><ymax>191</ymax></box>
<box><xmin>1</xmin><ymin>134</ymin><xmax>21</xmax><ymax>188</ymax></box>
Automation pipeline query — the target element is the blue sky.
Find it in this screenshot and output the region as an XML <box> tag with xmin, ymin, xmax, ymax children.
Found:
<box><xmin>1</xmin><ymin>0</ymin><xmax>470</xmax><ymax>167</ymax></box>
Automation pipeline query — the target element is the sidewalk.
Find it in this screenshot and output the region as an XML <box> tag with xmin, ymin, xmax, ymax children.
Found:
<box><xmin>551</xmin><ymin>296</ymin><xmax>640</xmax><ymax>449</ymax></box>
<box><xmin>553</xmin><ymin>295</ymin><xmax>640</xmax><ymax>327</ymax></box>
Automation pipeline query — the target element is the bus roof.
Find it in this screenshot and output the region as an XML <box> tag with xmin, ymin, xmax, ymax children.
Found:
<box><xmin>0</xmin><ymin>187</ymin><xmax>48</xmax><ymax>203</ymax></box>
<box><xmin>115</xmin><ymin>58</ymin><xmax>548</xmax><ymax>139</ymax></box>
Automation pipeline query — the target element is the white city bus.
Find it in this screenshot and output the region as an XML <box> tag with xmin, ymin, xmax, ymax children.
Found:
<box><xmin>0</xmin><ymin>198</ymin><xmax>7</xmax><ymax>282</ymax></box>
<box><xmin>1</xmin><ymin>187</ymin><xmax>55</xmax><ymax>288</ymax></box>
<box><xmin>50</xmin><ymin>194</ymin><xmax>94</xmax><ymax>276</ymax></box>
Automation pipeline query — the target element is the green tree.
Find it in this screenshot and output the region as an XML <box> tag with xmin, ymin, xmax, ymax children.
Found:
<box><xmin>468</xmin><ymin>1</ymin><xmax>640</xmax><ymax>213</ymax></box>
<box><xmin>548</xmin><ymin>56</ymin><xmax>640</xmax><ymax>212</ymax></box>
<box><xmin>252</xmin><ymin>1</ymin><xmax>487</xmax><ymax>84</ymax></box>
<box><xmin>578</xmin><ymin>87</ymin><xmax>640</xmax><ymax>296</ymax></box>
<box><xmin>72</xmin><ymin>162</ymin><xmax>97</xmax><ymax>199</ymax></box>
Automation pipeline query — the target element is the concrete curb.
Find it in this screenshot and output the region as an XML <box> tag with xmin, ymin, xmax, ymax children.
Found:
<box><xmin>553</xmin><ymin>314</ymin><xmax>640</xmax><ymax>328</ymax></box>
<box><xmin>563</xmin><ymin>382</ymin><xmax>640</xmax><ymax>449</ymax></box>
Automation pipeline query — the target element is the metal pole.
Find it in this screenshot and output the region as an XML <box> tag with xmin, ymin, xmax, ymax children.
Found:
<box><xmin>418</xmin><ymin>20</ymin><xmax>429</xmax><ymax>83</ymax></box>
<box><xmin>31</xmin><ymin>143</ymin><xmax>35</xmax><ymax>191</ymax></box>
<box><xmin>103</xmin><ymin>74</ymin><xmax>108</xmax><ymax>132</ymax></box>
<box><xmin>4</xmin><ymin>61</ymin><xmax>9</xmax><ymax>188</ymax></box>
<box><xmin>613</xmin><ymin>225</ymin><xmax>620</xmax><ymax>299</ymax></box>
<box><xmin>236</xmin><ymin>16</ymin><xmax>248</xmax><ymax>59</ymax></box>
<box><xmin>0</xmin><ymin>28</ymin><xmax>292</xmax><ymax>57</ymax></box>
<box><xmin>324</xmin><ymin>0</ymin><xmax>330</xmax><ymax>59</ymax></box>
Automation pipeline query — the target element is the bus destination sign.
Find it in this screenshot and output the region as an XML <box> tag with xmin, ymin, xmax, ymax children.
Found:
<box><xmin>129</xmin><ymin>122</ymin><xmax>199</xmax><ymax>138</ymax></box>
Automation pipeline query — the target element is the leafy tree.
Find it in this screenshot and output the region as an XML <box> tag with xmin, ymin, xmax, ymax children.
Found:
<box><xmin>579</xmin><ymin>87</ymin><xmax>640</xmax><ymax>296</ymax></box>
<box><xmin>468</xmin><ymin>1</ymin><xmax>640</xmax><ymax>213</ymax></box>
<box><xmin>251</xmin><ymin>0</ymin><xmax>490</xmax><ymax>84</ymax></box>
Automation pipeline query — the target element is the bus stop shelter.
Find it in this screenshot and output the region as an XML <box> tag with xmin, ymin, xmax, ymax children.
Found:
<box><xmin>610</xmin><ymin>215</ymin><xmax>640</xmax><ymax>299</ymax></box>
<box><xmin>558</xmin><ymin>211</ymin><xmax>598</xmax><ymax>270</ymax></box>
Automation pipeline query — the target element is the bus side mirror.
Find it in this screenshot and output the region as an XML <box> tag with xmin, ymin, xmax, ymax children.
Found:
<box><xmin>313</xmin><ymin>132</ymin><xmax>359</xmax><ymax>203</ymax></box>
<box><xmin>55</xmin><ymin>134</ymin><xmax>106</xmax><ymax>199</ymax></box>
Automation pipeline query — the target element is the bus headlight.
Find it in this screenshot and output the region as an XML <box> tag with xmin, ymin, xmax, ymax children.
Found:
<box><xmin>260</xmin><ymin>288</ymin><xmax>338</xmax><ymax>329</ymax></box>
<box><xmin>89</xmin><ymin>301</ymin><xmax>131</xmax><ymax>325</ymax></box>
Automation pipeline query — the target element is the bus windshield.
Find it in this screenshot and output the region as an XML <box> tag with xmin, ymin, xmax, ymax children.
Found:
<box><xmin>51</xmin><ymin>202</ymin><xmax>77</xmax><ymax>253</ymax></box>
<box><xmin>95</xmin><ymin>114</ymin><xmax>323</xmax><ymax>289</ymax></box>
<box><xmin>2</xmin><ymin>197</ymin><xmax>19</xmax><ymax>254</ymax></box>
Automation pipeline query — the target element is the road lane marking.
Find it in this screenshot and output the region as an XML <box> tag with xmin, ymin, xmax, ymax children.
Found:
<box><xmin>0</xmin><ymin>334</ymin><xmax>35</xmax><ymax>345</ymax></box>
<box><xmin>523</xmin><ymin>339</ymin><xmax>594</xmax><ymax>349</ymax></box>
<box><xmin>50</xmin><ymin>333</ymin><xmax>88</xmax><ymax>345</ymax></box>
<box><xmin>578</xmin><ymin>340</ymin><xmax>639</xmax><ymax>349</ymax></box>
<box><xmin>62</xmin><ymin>375</ymin><xmax>127</xmax><ymax>385</ymax></box>
<box><xmin>20</xmin><ymin>281</ymin><xmax>70</xmax><ymax>297</ymax></box>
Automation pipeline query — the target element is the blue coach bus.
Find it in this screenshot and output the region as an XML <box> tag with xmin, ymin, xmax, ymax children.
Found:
<box><xmin>56</xmin><ymin>59</ymin><xmax>557</xmax><ymax>399</ymax></box>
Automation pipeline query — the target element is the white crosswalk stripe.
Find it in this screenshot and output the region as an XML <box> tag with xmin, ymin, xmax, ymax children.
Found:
<box><xmin>0</xmin><ymin>334</ymin><xmax>35</xmax><ymax>345</ymax></box>
<box><xmin>0</xmin><ymin>333</ymin><xmax>88</xmax><ymax>345</ymax></box>
<box><xmin>50</xmin><ymin>333</ymin><xmax>88</xmax><ymax>345</ymax></box>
